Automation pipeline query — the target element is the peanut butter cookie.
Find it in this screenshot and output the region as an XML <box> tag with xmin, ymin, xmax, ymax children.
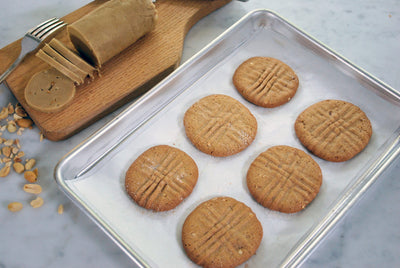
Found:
<box><xmin>295</xmin><ymin>100</ymin><xmax>372</xmax><ymax>162</ymax></box>
<box><xmin>247</xmin><ymin>145</ymin><xmax>322</xmax><ymax>213</ymax></box>
<box><xmin>125</xmin><ymin>145</ymin><xmax>198</xmax><ymax>212</ymax></box>
<box><xmin>182</xmin><ymin>196</ymin><xmax>263</xmax><ymax>267</ymax></box>
<box><xmin>184</xmin><ymin>94</ymin><xmax>257</xmax><ymax>157</ymax></box>
<box><xmin>233</xmin><ymin>57</ymin><xmax>299</xmax><ymax>108</ymax></box>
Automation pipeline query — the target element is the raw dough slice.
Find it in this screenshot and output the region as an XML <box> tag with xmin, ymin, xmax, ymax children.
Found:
<box><xmin>36</xmin><ymin>49</ymin><xmax>83</xmax><ymax>84</ymax></box>
<box><xmin>49</xmin><ymin>38</ymin><xmax>96</xmax><ymax>76</ymax></box>
<box><xmin>24</xmin><ymin>68</ymin><xmax>76</xmax><ymax>113</ymax></box>
<box><xmin>41</xmin><ymin>44</ymin><xmax>88</xmax><ymax>82</ymax></box>
<box><xmin>68</xmin><ymin>0</ymin><xmax>157</xmax><ymax>66</ymax></box>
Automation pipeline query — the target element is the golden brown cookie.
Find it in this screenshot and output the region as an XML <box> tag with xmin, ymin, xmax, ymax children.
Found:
<box><xmin>182</xmin><ymin>196</ymin><xmax>263</xmax><ymax>268</ymax></box>
<box><xmin>125</xmin><ymin>145</ymin><xmax>198</xmax><ymax>212</ymax></box>
<box><xmin>184</xmin><ymin>94</ymin><xmax>257</xmax><ymax>157</ymax></box>
<box><xmin>247</xmin><ymin>145</ymin><xmax>322</xmax><ymax>213</ymax></box>
<box><xmin>233</xmin><ymin>57</ymin><xmax>299</xmax><ymax>108</ymax></box>
<box><xmin>295</xmin><ymin>99</ymin><xmax>372</xmax><ymax>162</ymax></box>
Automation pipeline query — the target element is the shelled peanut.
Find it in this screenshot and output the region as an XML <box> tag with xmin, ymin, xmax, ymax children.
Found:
<box><xmin>7</xmin><ymin>202</ymin><xmax>23</xmax><ymax>212</ymax></box>
<box><xmin>0</xmin><ymin>102</ymin><xmax>50</xmax><ymax>212</ymax></box>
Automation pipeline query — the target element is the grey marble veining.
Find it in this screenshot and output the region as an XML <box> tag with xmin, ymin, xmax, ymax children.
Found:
<box><xmin>0</xmin><ymin>0</ymin><xmax>399</xmax><ymax>267</ymax></box>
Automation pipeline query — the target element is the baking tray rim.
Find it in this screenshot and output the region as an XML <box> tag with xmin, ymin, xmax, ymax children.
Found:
<box><xmin>54</xmin><ymin>9</ymin><xmax>400</xmax><ymax>268</ymax></box>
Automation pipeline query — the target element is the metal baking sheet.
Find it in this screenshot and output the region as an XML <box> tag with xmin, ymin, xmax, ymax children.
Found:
<box><xmin>55</xmin><ymin>10</ymin><xmax>400</xmax><ymax>268</ymax></box>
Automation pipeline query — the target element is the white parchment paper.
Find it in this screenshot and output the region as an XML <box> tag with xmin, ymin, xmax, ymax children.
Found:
<box><xmin>65</xmin><ymin>17</ymin><xmax>400</xmax><ymax>268</ymax></box>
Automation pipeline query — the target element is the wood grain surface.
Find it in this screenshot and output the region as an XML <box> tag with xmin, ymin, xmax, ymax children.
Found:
<box><xmin>0</xmin><ymin>0</ymin><xmax>231</xmax><ymax>141</ymax></box>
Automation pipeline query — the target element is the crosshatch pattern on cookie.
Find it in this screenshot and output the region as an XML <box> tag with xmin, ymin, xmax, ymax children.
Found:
<box><xmin>125</xmin><ymin>145</ymin><xmax>198</xmax><ymax>211</ymax></box>
<box><xmin>196</xmin><ymin>100</ymin><xmax>245</xmax><ymax>145</ymax></box>
<box><xmin>184</xmin><ymin>94</ymin><xmax>257</xmax><ymax>157</ymax></box>
<box><xmin>295</xmin><ymin>100</ymin><xmax>372</xmax><ymax>162</ymax></box>
<box><xmin>182</xmin><ymin>197</ymin><xmax>263</xmax><ymax>268</ymax></box>
<box><xmin>247</xmin><ymin>146</ymin><xmax>322</xmax><ymax>213</ymax></box>
<box><xmin>233</xmin><ymin>57</ymin><xmax>299</xmax><ymax>108</ymax></box>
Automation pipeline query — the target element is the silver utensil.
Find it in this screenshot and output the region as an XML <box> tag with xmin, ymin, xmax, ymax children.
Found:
<box><xmin>0</xmin><ymin>17</ymin><xmax>66</xmax><ymax>84</ymax></box>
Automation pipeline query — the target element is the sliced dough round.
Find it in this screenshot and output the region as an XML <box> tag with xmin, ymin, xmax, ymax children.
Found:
<box><xmin>24</xmin><ymin>68</ymin><xmax>76</xmax><ymax>113</ymax></box>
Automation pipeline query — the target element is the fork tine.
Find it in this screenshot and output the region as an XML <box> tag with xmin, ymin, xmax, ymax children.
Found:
<box><xmin>1</xmin><ymin>17</ymin><xmax>67</xmax><ymax>84</ymax></box>
<box><xmin>29</xmin><ymin>17</ymin><xmax>58</xmax><ymax>35</ymax></box>
<box><xmin>36</xmin><ymin>21</ymin><xmax>66</xmax><ymax>40</ymax></box>
<box><xmin>31</xmin><ymin>19</ymin><xmax>62</xmax><ymax>38</ymax></box>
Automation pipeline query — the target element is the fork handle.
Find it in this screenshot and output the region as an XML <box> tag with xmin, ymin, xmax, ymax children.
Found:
<box><xmin>0</xmin><ymin>56</ymin><xmax>24</xmax><ymax>84</ymax></box>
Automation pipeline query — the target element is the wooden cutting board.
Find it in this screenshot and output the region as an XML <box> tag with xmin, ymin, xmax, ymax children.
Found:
<box><xmin>0</xmin><ymin>0</ymin><xmax>231</xmax><ymax>141</ymax></box>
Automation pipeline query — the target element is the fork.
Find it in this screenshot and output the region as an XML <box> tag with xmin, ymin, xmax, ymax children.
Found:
<box><xmin>0</xmin><ymin>17</ymin><xmax>66</xmax><ymax>84</ymax></box>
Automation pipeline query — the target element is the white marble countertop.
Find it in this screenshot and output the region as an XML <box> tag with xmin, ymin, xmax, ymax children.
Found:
<box><xmin>0</xmin><ymin>0</ymin><xmax>399</xmax><ymax>267</ymax></box>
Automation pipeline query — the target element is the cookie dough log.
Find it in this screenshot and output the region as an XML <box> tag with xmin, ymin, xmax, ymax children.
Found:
<box><xmin>25</xmin><ymin>68</ymin><xmax>76</xmax><ymax>113</ymax></box>
<box><xmin>68</xmin><ymin>0</ymin><xmax>157</xmax><ymax>67</ymax></box>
